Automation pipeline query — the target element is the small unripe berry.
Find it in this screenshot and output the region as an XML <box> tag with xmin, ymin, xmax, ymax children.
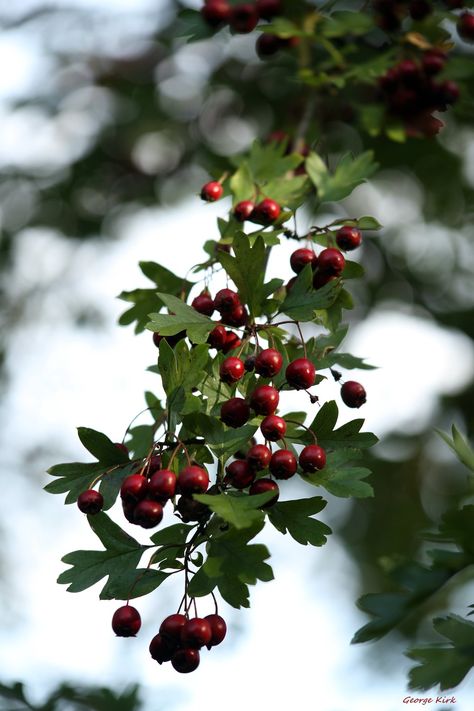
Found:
<box><xmin>299</xmin><ymin>445</ymin><xmax>327</xmax><ymax>472</ymax></box>
<box><xmin>77</xmin><ymin>490</ymin><xmax>104</xmax><ymax>514</ymax></box>
<box><xmin>201</xmin><ymin>181</ymin><xmax>223</xmax><ymax>202</ymax></box>
<box><xmin>286</xmin><ymin>358</ymin><xmax>316</xmax><ymax>390</ymax></box>
<box><xmin>112</xmin><ymin>605</ymin><xmax>141</xmax><ymax>637</ymax></box>
<box><xmin>178</xmin><ymin>465</ymin><xmax>209</xmax><ymax>495</ymax></box>
<box><xmin>249</xmin><ymin>384</ymin><xmax>279</xmax><ymax>415</ymax></box>
<box><xmin>290</xmin><ymin>248</ymin><xmax>318</xmax><ymax>274</ymax></box>
<box><xmin>221</xmin><ymin>397</ymin><xmax>251</xmax><ymax>428</ymax></box>
<box><xmin>269</xmin><ymin>449</ymin><xmax>297</xmax><ymax>479</ymax></box>
<box><xmin>336</xmin><ymin>226</ymin><xmax>362</xmax><ymax>251</ymax></box>
<box><xmin>260</xmin><ymin>414</ymin><xmax>287</xmax><ymax>441</ymax></box>
<box><xmin>341</xmin><ymin>380</ymin><xmax>367</xmax><ymax>408</ymax></box>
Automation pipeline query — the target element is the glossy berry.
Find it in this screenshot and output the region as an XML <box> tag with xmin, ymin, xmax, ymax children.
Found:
<box><xmin>234</xmin><ymin>200</ymin><xmax>255</xmax><ymax>222</ymax></box>
<box><xmin>160</xmin><ymin>614</ymin><xmax>187</xmax><ymax>642</ymax></box>
<box><xmin>225</xmin><ymin>460</ymin><xmax>255</xmax><ymax>489</ymax></box>
<box><xmin>204</xmin><ymin>614</ymin><xmax>227</xmax><ymax>647</ymax></box>
<box><xmin>458</xmin><ymin>12</ymin><xmax>474</xmax><ymax>41</ymax></box>
<box><xmin>222</xmin><ymin>303</ymin><xmax>248</xmax><ymax>327</ymax></box>
<box><xmin>249</xmin><ymin>478</ymin><xmax>279</xmax><ymax>506</ymax></box>
<box><xmin>112</xmin><ymin>605</ymin><xmax>141</xmax><ymax>637</ymax></box>
<box><xmin>286</xmin><ymin>358</ymin><xmax>316</xmax><ymax>390</ymax></box>
<box><xmin>260</xmin><ymin>414</ymin><xmax>286</xmax><ymax>441</ymax></box>
<box><xmin>114</xmin><ymin>442</ymin><xmax>129</xmax><ymax>457</ymax></box>
<box><xmin>246</xmin><ymin>444</ymin><xmax>272</xmax><ymax>470</ymax></box>
<box><xmin>172</xmin><ymin>648</ymin><xmax>200</xmax><ymax>674</ymax></box>
<box><xmin>269</xmin><ymin>449</ymin><xmax>297</xmax><ymax>479</ymax></box>
<box><xmin>207</xmin><ymin>325</ymin><xmax>227</xmax><ymax>350</ymax></box>
<box><xmin>181</xmin><ymin>618</ymin><xmax>213</xmax><ymax>649</ymax></box>
<box><xmin>178</xmin><ymin>465</ymin><xmax>209</xmax><ymax>495</ymax></box>
<box><xmin>290</xmin><ymin>248</ymin><xmax>318</xmax><ymax>274</ymax></box>
<box><xmin>229</xmin><ymin>4</ymin><xmax>259</xmax><ymax>33</ymax></box>
<box><xmin>122</xmin><ymin>500</ymin><xmax>136</xmax><ymax>524</ymax></box>
<box><xmin>341</xmin><ymin>380</ymin><xmax>367</xmax><ymax>408</ymax></box>
<box><xmin>148</xmin><ymin>469</ymin><xmax>177</xmax><ymax>500</ymax></box>
<box><xmin>120</xmin><ymin>474</ymin><xmax>148</xmax><ymax>503</ymax></box>
<box><xmin>214</xmin><ymin>288</ymin><xmax>240</xmax><ymax>313</ymax></box>
<box><xmin>201</xmin><ymin>0</ymin><xmax>231</xmax><ymax>27</ymax></box>
<box><xmin>221</xmin><ymin>397</ymin><xmax>251</xmax><ymax>428</ymax></box>
<box><xmin>192</xmin><ymin>292</ymin><xmax>215</xmax><ymax>316</ymax></box>
<box><xmin>148</xmin><ymin>454</ymin><xmax>162</xmax><ymax>474</ymax></box>
<box><xmin>318</xmin><ymin>248</ymin><xmax>346</xmax><ymax>275</ymax></box>
<box><xmin>252</xmin><ymin>198</ymin><xmax>281</xmax><ymax>225</ymax></box>
<box><xmin>134</xmin><ymin>499</ymin><xmax>163</xmax><ymax>529</ymax></box>
<box><xmin>77</xmin><ymin>489</ymin><xmax>103</xmax><ymax>515</ymax></box>
<box><xmin>153</xmin><ymin>331</ymin><xmax>185</xmax><ymax>348</ymax></box>
<box><xmin>220</xmin><ymin>356</ymin><xmax>245</xmax><ymax>384</ymax></box>
<box><xmin>299</xmin><ymin>445</ymin><xmax>327</xmax><ymax>472</ymax></box>
<box><xmin>177</xmin><ymin>495</ymin><xmax>210</xmax><ymax>522</ymax></box>
<box><xmin>255</xmin><ymin>348</ymin><xmax>283</xmax><ymax>377</ymax></box>
<box><xmin>149</xmin><ymin>633</ymin><xmax>176</xmax><ymax>664</ymax></box>
<box><xmin>244</xmin><ymin>355</ymin><xmax>256</xmax><ymax>372</ymax></box>
<box><xmin>250</xmin><ymin>384</ymin><xmax>279</xmax><ymax>415</ymax></box>
<box><xmin>222</xmin><ymin>331</ymin><xmax>242</xmax><ymax>354</ymax></box>
<box><xmin>336</xmin><ymin>226</ymin><xmax>362</xmax><ymax>251</ymax></box>
<box><xmin>256</xmin><ymin>0</ymin><xmax>282</xmax><ymax>20</ymax></box>
<box><xmin>201</xmin><ymin>181</ymin><xmax>223</xmax><ymax>202</ymax></box>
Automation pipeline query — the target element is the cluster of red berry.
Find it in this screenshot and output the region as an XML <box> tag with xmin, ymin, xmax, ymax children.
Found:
<box><xmin>201</xmin><ymin>180</ymin><xmax>282</xmax><ymax>226</ymax></box>
<box><xmin>373</xmin><ymin>0</ymin><xmax>469</xmax><ymax>31</ymax></box>
<box><xmin>201</xmin><ymin>0</ymin><xmax>279</xmax><ymax>33</ymax></box>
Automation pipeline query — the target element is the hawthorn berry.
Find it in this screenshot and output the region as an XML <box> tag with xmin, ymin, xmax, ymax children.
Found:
<box><xmin>207</xmin><ymin>325</ymin><xmax>227</xmax><ymax>350</ymax></box>
<box><xmin>148</xmin><ymin>469</ymin><xmax>176</xmax><ymax>500</ymax></box>
<box><xmin>249</xmin><ymin>478</ymin><xmax>279</xmax><ymax>506</ymax></box>
<box><xmin>221</xmin><ymin>397</ymin><xmax>251</xmax><ymax>428</ymax></box>
<box><xmin>222</xmin><ymin>331</ymin><xmax>242</xmax><ymax>354</ymax></box>
<box><xmin>260</xmin><ymin>414</ymin><xmax>286</xmax><ymax>441</ymax></box>
<box><xmin>214</xmin><ymin>288</ymin><xmax>240</xmax><ymax>313</ymax></box>
<box><xmin>134</xmin><ymin>499</ymin><xmax>164</xmax><ymax>529</ymax></box>
<box><xmin>458</xmin><ymin>12</ymin><xmax>474</xmax><ymax>41</ymax></box>
<box><xmin>250</xmin><ymin>384</ymin><xmax>279</xmax><ymax>415</ymax></box>
<box><xmin>341</xmin><ymin>380</ymin><xmax>367</xmax><ymax>408</ymax></box>
<box><xmin>220</xmin><ymin>356</ymin><xmax>245</xmax><ymax>384</ymax></box>
<box><xmin>229</xmin><ymin>4</ymin><xmax>259</xmax><ymax>33</ymax></box>
<box><xmin>178</xmin><ymin>465</ymin><xmax>209</xmax><ymax>495</ymax></box>
<box><xmin>201</xmin><ymin>0</ymin><xmax>231</xmax><ymax>27</ymax></box>
<box><xmin>252</xmin><ymin>198</ymin><xmax>281</xmax><ymax>225</ymax></box>
<box><xmin>201</xmin><ymin>181</ymin><xmax>223</xmax><ymax>202</ymax></box>
<box><xmin>422</xmin><ymin>50</ymin><xmax>446</xmax><ymax>76</ymax></box>
<box><xmin>77</xmin><ymin>489</ymin><xmax>103</xmax><ymax>515</ymax></box>
<box><xmin>204</xmin><ymin>614</ymin><xmax>227</xmax><ymax>647</ymax></box>
<box><xmin>172</xmin><ymin>648</ymin><xmax>200</xmax><ymax>673</ymax></box>
<box><xmin>256</xmin><ymin>0</ymin><xmax>282</xmax><ymax>20</ymax></box>
<box><xmin>299</xmin><ymin>445</ymin><xmax>327</xmax><ymax>472</ymax></box>
<box><xmin>286</xmin><ymin>358</ymin><xmax>316</xmax><ymax>390</ymax></box>
<box><xmin>313</xmin><ymin>271</ymin><xmax>337</xmax><ymax>290</ymax></box>
<box><xmin>153</xmin><ymin>331</ymin><xmax>185</xmax><ymax>348</ymax></box>
<box><xmin>269</xmin><ymin>449</ymin><xmax>297</xmax><ymax>479</ymax></box>
<box><xmin>122</xmin><ymin>500</ymin><xmax>136</xmax><ymax>524</ymax></box>
<box><xmin>225</xmin><ymin>460</ymin><xmax>255</xmax><ymax>489</ymax></box>
<box><xmin>120</xmin><ymin>474</ymin><xmax>148</xmax><ymax>503</ymax></box>
<box><xmin>177</xmin><ymin>495</ymin><xmax>210</xmax><ymax>522</ymax></box>
<box><xmin>255</xmin><ymin>348</ymin><xmax>283</xmax><ymax>377</ymax></box>
<box><xmin>149</xmin><ymin>633</ymin><xmax>176</xmax><ymax>664</ymax></box>
<box><xmin>290</xmin><ymin>248</ymin><xmax>318</xmax><ymax>274</ymax></box>
<box><xmin>181</xmin><ymin>618</ymin><xmax>213</xmax><ymax>648</ymax></box>
<box><xmin>192</xmin><ymin>292</ymin><xmax>215</xmax><ymax>316</ymax></box>
<box><xmin>112</xmin><ymin>605</ymin><xmax>141</xmax><ymax>637</ymax></box>
<box><xmin>221</xmin><ymin>303</ymin><xmax>248</xmax><ymax>327</ymax></box>
<box><xmin>160</xmin><ymin>614</ymin><xmax>187</xmax><ymax>642</ymax></box>
<box><xmin>256</xmin><ymin>33</ymin><xmax>283</xmax><ymax>57</ymax></box>
<box><xmin>246</xmin><ymin>444</ymin><xmax>272</xmax><ymax>470</ymax></box>
<box><xmin>318</xmin><ymin>248</ymin><xmax>346</xmax><ymax>275</ymax></box>
<box><xmin>233</xmin><ymin>200</ymin><xmax>255</xmax><ymax>222</ymax></box>
<box><xmin>336</xmin><ymin>226</ymin><xmax>362</xmax><ymax>251</ymax></box>
<box><xmin>148</xmin><ymin>454</ymin><xmax>162</xmax><ymax>474</ymax></box>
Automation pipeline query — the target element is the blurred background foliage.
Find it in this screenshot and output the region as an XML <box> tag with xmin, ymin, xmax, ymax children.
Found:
<box><xmin>0</xmin><ymin>0</ymin><xmax>473</xmax><ymax>693</ymax></box>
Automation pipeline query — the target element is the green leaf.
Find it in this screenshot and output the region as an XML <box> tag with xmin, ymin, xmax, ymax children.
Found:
<box><xmin>435</xmin><ymin>426</ymin><xmax>474</xmax><ymax>473</ymax></box>
<box><xmin>100</xmin><ymin>568</ymin><xmax>170</xmax><ymax>600</ymax></box>
<box><xmin>147</xmin><ymin>293</ymin><xmax>214</xmax><ymax>344</ymax></box>
<box><xmin>342</xmin><ymin>260</ymin><xmax>365</xmax><ymax>280</ymax></box>
<box><xmin>262</xmin><ymin>175</ymin><xmax>309</xmax><ymax>208</ymax></box>
<box><xmin>125</xmin><ymin>424</ymin><xmax>156</xmax><ymax>459</ymax></box>
<box><xmin>150</xmin><ymin>522</ymin><xmax>194</xmax><ymax>546</ymax></box>
<box><xmin>321</xmin><ymin>11</ymin><xmax>374</xmax><ymax>37</ymax></box>
<box><xmin>307</xmin><ymin>151</ymin><xmax>378</xmax><ymax>203</ymax></box>
<box><xmin>355</xmin><ymin>215</ymin><xmax>383</xmax><ymax>230</ymax></box>
<box><xmin>279</xmin><ymin>264</ymin><xmax>341</xmax><ymax>320</ymax></box>
<box><xmin>158</xmin><ymin>339</ymin><xmax>209</xmax><ymax>397</ymax></box>
<box><xmin>175</xmin><ymin>7</ymin><xmax>213</xmax><ymax>41</ymax></box>
<box><xmin>302</xmin><ymin>452</ymin><xmax>374</xmax><ymax>498</ymax></box>
<box><xmin>316</xmin><ymin>351</ymin><xmax>377</xmax><ymax>371</ymax></box>
<box><xmin>230</xmin><ymin>162</ymin><xmax>255</xmax><ymax>204</ymax></box>
<box><xmin>269</xmin><ymin>497</ymin><xmax>331</xmax><ymax>546</ymax></box>
<box><xmin>45</xmin><ymin>462</ymin><xmax>105</xmax><ymax>504</ymax></box>
<box><xmin>307</xmin><ymin>401</ymin><xmax>378</xmax><ymax>450</ymax></box>
<box><xmin>182</xmin><ymin>413</ymin><xmax>257</xmax><ymax>460</ymax></box>
<box><xmin>217</xmin><ymin>235</ymin><xmax>269</xmax><ymax>317</ymax></box>
<box><xmin>99</xmin><ymin>464</ymin><xmax>135</xmax><ymax>511</ymax></box>
<box><xmin>194</xmin><ymin>492</ymin><xmax>275</xmax><ymax>529</ymax></box>
<box><xmin>77</xmin><ymin>428</ymin><xmax>129</xmax><ymax>466</ymax></box>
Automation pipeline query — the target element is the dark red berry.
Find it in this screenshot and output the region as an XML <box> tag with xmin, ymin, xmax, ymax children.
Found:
<box><xmin>201</xmin><ymin>0</ymin><xmax>231</xmax><ymax>27</ymax></box>
<box><xmin>148</xmin><ymin>469</ymin><xmax>176</xmax><ymax>500</ymax></box>
<box><xmin>260</xmin><ymin>414</ymin><xmax>286</xmax><ymax>441</ymax></box>
<box><xmin>341</xmin><ymin>380</ymin><xmax>367</xmax><ymax>408</ymax></box>
<box><xmin>233</xmin><ymin>200</ymin><xmax>255</xmax><ymax>222</ymax></box>
<box><xmin>249</xmin><ymin>478</ymin><xmax>279</xmax><ymax>506</ymax></box>
<box><xmin>177</xmin><ymin>495</ymin><xmax>210</xmax><ymax>522</ymax></box>
<box><xmin>178</xmin><ymin>465</ymin><xmax>209</xmax><ymax>495</ymax></box>
<box><xmin>335</xmin><ymin>226</ymin><xmax>362</xmax><ymax>251</ymax></box>
<box><xmin>207</xmin><ymin>325</ymin><xmax>227</xmax><ymax>350</ymax></box>
<box><xmin>318</xmin><ymin>248</ymin><xmax>346</xmax><ymax>275</ymax></box>
<box><xmin>290</xmin><ymin>248</ymin><xmax>318</xmax><ymax>274</ymax></box>
<box><xmin>299</xmin><ymin>445</ymin><xmax>327</xmax><ymax>472</ymax></box>
<box><xmin>134</xmin><ymin>499</ymin><xmax>163</xmax><ymax>528</ymax></box>
<box><xmin>244</xmin><ymin>355</ymin><xmax>256</xmax><ymax>372</ymax></box>
<box><xmin>201</xmin><ymin>181</ymin><xmax>223</xmax><ymax>202</ymax></box>
<box><xmin>252</xmin><ymin>198</ymin><xmax>281</xmax><ymax>225</ymax></box>
<box><xmin>220</xmin><ymin>356</ymin><xmax>245</xmax><ymax>384</ymax></box>
<box><xmin>286</xmin><ymin>276</ymin><xmax>297</xmax><ymax>292</ymax></box>
<box><xmin>256</xmin><ymin>0</ymin><xmax>282</xmax><ymax>20</ymax></box>
<box><xmin>192</xmin><ymin>292</ymin><xmax>215</xmax><ymax>316</ymax></box>
<box><xmin>112</xmin><ymin>605</ymin><xmax>141</xmax><ymax>637</ymax></box>
<box><xmin>458</xmin><ymin>11</ymin><xmax>474</xmax><ymax>41</ymax></box>
<box><xmin>122</xmin><ymin>499</ymin><xmax>136</xmax><ymax>524</ymax></box>
<box><xmin>438</xmin><ymin>80</ymin><xmax>460</xmax><ymax>106</ymax></box>
<box><xmin>256</xmin><ymin>33</ymin><xmax>283</xmax><ymax>57</ymax></box>
<box><xmin>422</xmin><ymin>50</ymin><xmax>446</xmax><ymax>76</ymax></box>
<box><xmin>172</xmin><ymin>648</ymin><xmax>200</xmax><ymax>673</ymax></box>
<box><xmin>269</xmin><ymin>449</ymin><xmax>297</xmax><ymax>479</ymax></box>
<box><xmin>246</xmin><ymin>444</ymin><xmax>272</xmax><ymax>470</ymax></box>
<box><xmin>225</xmin><ymin>460</ymin><xmax>256</xmax><ymax>489</ymax></box>
<box><xmin>204</xmin><ymin>614</ymin><xmax>227</xmax><ymax>647</ymax></box>
<box><xmin>313</xmin><ymin>271</ymin><xmax>338</xmax><ymax>290</ymax></box>
<box><xmin>286</xmin><ymin>358</ymin><xmax>316</xmax><ymax>390</ymax></box>
<box><xmin>181</xmin><ymin>618</ymin><xmax>212</xmax><ymax>649</ymax></box>
<box><xmin>214</xmin><ymin>288</ymin><xmax>240</xmax><ymax>313</ymax></box>
<box><xmin>221</xmin><ymin>397</ymin><xmax>251</xmax><ymax>428</ymax></box>
<box><xmin>160</xmin><ymin>614</ymin><xmax>187</xmax><ymax>642</ymax></box>
<box><xmin>114</xmin><ymin>442</ymin><xmax>129</xmax><ymax>457</ymax></box>
<box><xmin>255</xmin><ymin>348</ymin><xmax>283</xmax><ymax>377</ymax></box>
<box><xmin>77</xmin><ymin>490</ymin><xmax>103</xmax><ymax>515</ymax></box>
<box><xmin>153</xmin><ymin>331</ymin><xmax>185</xmax><ymax>348</ymax></box>
<box><xmin>148</xmin><ymin>455</ymin><xmax>162</xmax><ymax>474</ymax></box>
<box><xmin>221</xmin><ymin>303</ymin><xmax>248</xmax><ymax>327</ymax></box>
<box><xmin>120</xmin><ymin>474</ymin><xmax>148</xmax><ymax>503</ymax></box>
<box><xmin>229</xmin><ymin>3</ymin><xmax>259</xmax><ymax>33</ymax></box>
<box><xmin>149</xmin><ymin>633</ymin><xmax>176</xmax><ymax>664</ymax></box>
<box><xmin>250</xmin><ymin>384</ymin><xmax>279</xmax><ymax>415</ymax></box>
<box><xmin>222</xmin><ymin>331</ymin><xmax>242</xmax><ymax>354</ymax></box>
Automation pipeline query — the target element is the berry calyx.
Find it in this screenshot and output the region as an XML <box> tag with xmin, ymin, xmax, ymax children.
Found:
<box><xmin>181</xmin><ymin>617</ymin><xmax>213</xmax><ymax>648</ymax></box>
<box><xmin>246</xmin><ymin>444</ymin><xmax>272</xmax><ymax>470</ymax></box>
<box><xmin>458</xmin><ymin>12</ymin><xmax>474</xmax><ymax>42</ymax></box>
<box><xmin>160</xmin><ymin>614</ymin><xmax>187</xmax><ymax>642</ymax></box>
<box><xmin>120</xmin><ymin>474</ymin><xmax>148</xmax><ymax>503</ymax></box>
<box><xmin>214</xmin><ymin>288</ymin><xmax>240</xmax><ymax>313</ymax></box>
<box><xmin>192</xmin><ymin>292</ymin><xmax>215</xmax><ymax>316</ymax></box>
<box><xmin>249</xmin><ymin>478</ymin><xmax>279</xmax><ymax>506</ymax></box>
<box><xmin>77</xmin><ymin>489</ymin><xmax>104</xmax><ymax>515</ymax></box>
<box><xmin>134</xmin><ymin>499</ymin><xmax>164</xmax><ymax>529</ymax></box>
<box><xmin>204</xmin><ymin>614</ymin><xmax>227</xmax><ymax>647</ymax></box>
<box><xmin>290</xmin><ymin>248</ymin><xmax>318</xmax><ymax>274</ymax></box>
<box><xmin>335</xmin><ymin>226</ymin><xmax>362</xmax><ymax>251</ymax></box>
<box><xmin>255</xmin><ymin>348</ymin><xmax>283</xmax><ymax>377</ymax></box>
<box><xmin>220</xmin><ymin>356</ymin><xmax>245</xmax><ymax>384</ymax></box>
<box><xmin>112</xmin><ymin>605</ymin><xmax>141</xmax><ymax>637</ymax></box>
<box><xmin>148</xmin><ymin>469</ymin><xmax>177</xmax><ymax>500</ymax></box>
<box><xmin>249</xmin><ymin>384</ymin><xmax>279</xmax><ymax>415</ymax></box>
<box><xmin>318</xmin><ymin>248</ymin><xmax>346</xmax><ymax>275</ymax></box>
<box><xmin>201</xmin><ymin>181</ymin><xmax>223</xmax><ymax>202</ymax></box>
<box><xmin>178</xmin><ymin>465</ymin><xmax>209</xmax><ymax>495</ymax></box>
<box><xmin>233</xmin><ymin>200</ymin><xmax>255</xmax><ymax>222</ymax></box>
<box><xmin>207</xmin><ymin>325</ymin><xmax>227</xmax><ymax>350</ymax></box>
<box><xmin>225</xmin><ymin>459</ymin><xmax>255</xmax><ymax>489</ymax></box>
<box><xmin>229</xmin><ymin>4</ymin><xmax>259</xmax><ymax>33</ymax></box>
<box><xmin>252</xmin><ymin>198</ymin><xmax>281</xmax><ymax>225</ymax></box>
<box><xmin>269</xmin><ymin>449</ymin><xmax>297</xmax><ymax>479</ymax></box>
<box><xmin>172</xmin><ymin>648</ymin><xmax>200</xmax><ymax>673</ymax></box>
<box><xmin>149</xmin><ymin>633</ymin><xmax>176</xmax><ymax>664</ymax></box>
<box><xmin>299</xmin><ymin>445</ymin><xmax>327</xmax><ymax>472</ymax></box>
<box><xmin>260</xmin><ymin>414</ymin><xmax>287</xmax><ymax>441</ymax></box>
<box><xmin>201</xmin><ymin>0</ymin><xmax>231</xmax><ymax>27</ymax></box>
<box><xmin>221</xmin><ymin>397</ymin><xmax>251</xmax><ymax>428</ymax></box>
<box><xmin>285</xmin><ymin>358</ymin><xmax>316</xmax><ymax>390</ymax></box>
<box><xmin>341</xmin><ymin>381</ymin><xmax>367</xmax><ymax>408</ymax></box>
